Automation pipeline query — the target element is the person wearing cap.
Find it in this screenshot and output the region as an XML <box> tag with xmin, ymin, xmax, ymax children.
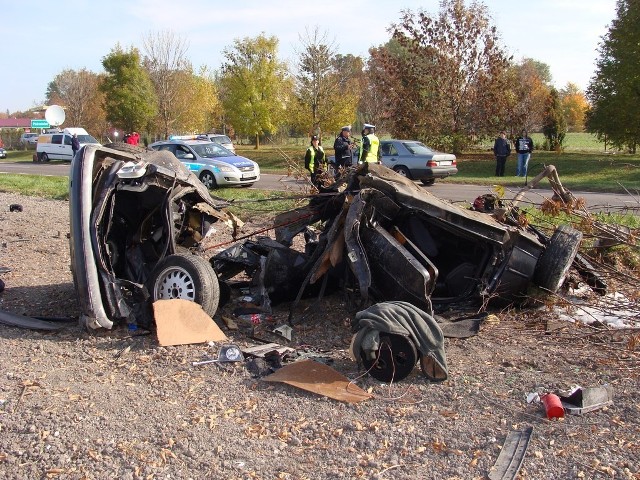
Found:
<box><xmin>359</xmin><ymin>123</ymin><xmax>381</xmax><ymax>164</ymax></box>
<box><xmin>333</xmin><ymin>125</ymin><xmax>355</xmax><ymax>172</ymax></box>
<box><xmin>304</xmin><ymin>135</ymin><xmax>326</xmax><ymax>186</ymax></box>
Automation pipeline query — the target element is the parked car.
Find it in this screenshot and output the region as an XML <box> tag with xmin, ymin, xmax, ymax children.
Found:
<box><xmin>379</xmin><ymin>139</ymin><xmax>458</xmax><ymax>186</ymax></box>
<box><xmin>0</xmin><ymin>147</ymin><xmax>6</xmax><ymax>159</ymax></box>
<box><xmin>36</xmin><ymin>128</ymin><xmax>100</xmax><ymax>162</ymax></box>
<box><xmin>149</xmin><ymin>139</ymin><xmax>259</xmax><ymax>188</ymax></box>
<box><xmin>20</xmin><ymin>133</ymin><xmax>39</xmax><ymax>146</ymax></box>
<box><xmin>69</xmin><ymin>143</ymin><xmax>239</xmax><ymax>330</ymax></box>
<box><xmin>202</xmin><ymin>134</ymin><xmax>235</xmax><ymax>153</ymax></box>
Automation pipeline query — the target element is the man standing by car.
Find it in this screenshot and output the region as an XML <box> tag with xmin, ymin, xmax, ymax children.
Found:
<box><xmin>71</xmin><ymin>134</ymin><xmax>80</xmax><ymax>159</ymax></box>
<box><xmin>359</xmin><ymin>124</ymin><xmax>381</xmax><ymax>164</ymax></box>
<box><xmin>493</xmin><ymin>130</ymin><xmax>510</xmax><ymax>177</ymax></box>
<box><xmin>515</xmin><ymin>129</ymin><xmax>534</xmax><ymax>177</ymax></box>
<box><xmin>333</xmin><ymin>126</ymin><xmax>355</xmax><ymax>171</ymax></box>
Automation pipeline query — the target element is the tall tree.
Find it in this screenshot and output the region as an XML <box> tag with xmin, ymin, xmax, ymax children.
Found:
<box><xmin>100</xmin><ymin>45</ymin><xmax>157</xmax><ymax>134</ymax></box>
<box><xmin>560</xmin><ymin>82</ymin><xmax>588</xmax><ymax>132</ymax></box>
<box><xmin>502</xmin><ymin>59</ymin><xmax>551</xmax><ymax>134</ymax></box>
<box><xmin>586</xmin><ymin>0</ymin><xmax>640</xmax><ymax>152</ymax></box>
<box><xmin>373</xmin><ymin>0</ymin><xmax>512</xmax><ymax>153</ymax></box>
<box><xmin>142</xmin><ymin>30</ymin><xmax>191</xmax><ymax>138</ymax></box>
<box><xmin>219</xmin><ymin>34</ymin><xmax>291</xmax><ymax>149</ymax></box>
<box><xmin>542</xmin><ymin>88</ymin><xmax>567</xmax><ymax>151</ymax></box>
<box><xmin>178</xmin><ymin>67</ymin><xmax>223</xmax><ymax>133</ymax></box>
<box><xmin>293</xmin><ymin>28</ymin><xmax>360</xmax><ymax>139</ymax></box>
<box><xmin>46</xmin><ymin>69</ymin><xmax>106</xmax><ymax>136</ymax></box>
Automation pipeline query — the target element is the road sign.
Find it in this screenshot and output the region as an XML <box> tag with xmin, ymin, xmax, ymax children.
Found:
<box><xmin>31</xmin><ymin>119</ymin><xmax>50</xmax><ymax>129</ymax></box>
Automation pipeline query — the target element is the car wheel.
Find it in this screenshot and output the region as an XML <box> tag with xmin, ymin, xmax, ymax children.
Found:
<box><xmin>421</xmin><ymin>178</ymin><xmax>435</xmax><ymax>186</ymax></box>
<box><xmin>199</xmin><ymin>171</ymin><xmax>218</xmax><ymax>189</ymax></box>
<box><xmin>147</xmin><ymin>253</ymin><xmax>220</xmax><ymax>318</ymax></box>
<box><xmin>103</xmin><ymin>142</ymin><xmax>148</xmax><ymax>154</ymax></box>
<box><xmin>41</xmin><ymin>153</ymin><xmax>49</xmax><ymax>162</ymax></box>
<box><xmin>360</xmin><ymin>333</ymin><xmax>418</xmax><ymax>382</ymax></box>
<box><xmin>393</xmin><ymin>166</ymin><xmax>411</xmax><ymax>178</ymax></box>
<box><xmin>534</xmin><ymin>225</ymin><xmax>583</xmax><ymax>293</ymax></box>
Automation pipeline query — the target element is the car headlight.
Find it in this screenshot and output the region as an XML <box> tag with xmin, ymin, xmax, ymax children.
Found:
<box><xmin>214</xmin><ymin>165</ymin><xmax>235</xmax><ymax>173</ymax></box>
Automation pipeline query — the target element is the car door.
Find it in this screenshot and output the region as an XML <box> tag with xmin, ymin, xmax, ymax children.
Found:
<box><xmin>380</xmin><ymin>141</ymin><xmax>400</xmax><ymax>168</ymax></box>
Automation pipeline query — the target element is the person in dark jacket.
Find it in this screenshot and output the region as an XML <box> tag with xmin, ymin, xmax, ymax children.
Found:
<box><xmin>333</xmin><ymin>126</ymin><xmax>355</xmax><ymax>171</ymax></box>
<box><xmin>304</xmin><ymin>135</ymin><xmax>326</xmax><ymax>187</ymax></box>
<box><xmin>515</xmin><ymin>129</ymin><xmax>534</xmax><ymax>177</ymax></box>
<box><xmin>71</xmin><ymin>134</ymin><xmax>80</xmax><ymax>159</ymax></box>
<box><xmin>492</xmin><ymin>130</ymin><xmax>511</xmax><ymax>177</ymax></box>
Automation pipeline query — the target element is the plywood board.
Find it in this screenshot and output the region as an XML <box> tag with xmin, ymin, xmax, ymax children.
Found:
<box><xmin>264</xmin><ymin>359</ymin><xmax>373</xmax><ymax>403</ymax></box>
<box><xmin>153</xmin><ymin>299</ymin><xmax>227</xmax><ymax>346</ymax></box>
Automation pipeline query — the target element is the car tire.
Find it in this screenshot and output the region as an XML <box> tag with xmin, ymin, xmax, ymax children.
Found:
<box><xmin>147</xmin><ymin>253</ymin><xmax>220</xmax><ymax>318</ymax></box>
<box><xmin>103</xmin><ymin>142</ymin><xmax>148</xmax><ymax>155</ymax></box>
<box><xmin>421</xmin><ymin>178</ymin><xmax>435</xmax><ymax>186</ymax></box>
<box><xmin>393</xmin><ymin>166</ymin><xmax>411</xmax><ymax>178</ymax></box>
<box><xmin>534</xmin><ymin>224</ymin><xmax>582</xmax><ymax>293</ymax></box>
<box><xmin>360</xmin><ymin>333</ymin><xmax>418</xmax><ymax>382</ymax></box>
<box><xmin>41</xmin><ymin>153</ymin><xmax>49</xmax><ymax>162</ymax></box>
<box><xmin>199</xmin><ymin>171</ymin><xmax>218</xmax><ymax>189</ymax></box>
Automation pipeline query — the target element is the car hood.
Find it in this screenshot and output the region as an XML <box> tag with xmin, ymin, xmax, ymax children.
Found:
<box><xmin>216</xmin><ymin>155</ymin><xmax>255</xmax><ymax>168</ymax></box>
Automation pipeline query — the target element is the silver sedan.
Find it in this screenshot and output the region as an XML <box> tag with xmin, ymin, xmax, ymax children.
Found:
<box><xmin>380</xmin><ymin>140</ymin><xmax>458</xmax><ymax>186</ymax></box>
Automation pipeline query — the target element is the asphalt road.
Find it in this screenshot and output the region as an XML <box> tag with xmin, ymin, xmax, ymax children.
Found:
<box><xmin>0</xmin><ymin>161</ymin><xmax>636</xmax><ymax>210</ymax></box>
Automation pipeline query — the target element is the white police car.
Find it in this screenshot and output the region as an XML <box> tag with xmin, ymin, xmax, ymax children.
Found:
<box><xmin>149</xmin><ymin>139</ymin><xmax>259</xmax><ymax>189</ymax></box>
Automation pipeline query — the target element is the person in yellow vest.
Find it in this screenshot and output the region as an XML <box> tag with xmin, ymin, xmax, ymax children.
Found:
<box><xmin>359</xmin><ymin>123</ymin><xmax>381</xmax><ymax>164</ymax></box>
<box><xmin>304</xmin><ymin>135</ymin><xmax>326</xmax><ymax>186</ymax></box>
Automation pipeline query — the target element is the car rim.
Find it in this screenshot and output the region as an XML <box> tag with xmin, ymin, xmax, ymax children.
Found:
<box><xmin>396</xmin><ymin>168</ymin><xmax>408</xmax><ymax>177</ymax></box>
<box><xmin>153</xmin><ymin>266</ymin><xmax>196</xmax><ymax>301</ymax></box>
<box><xmin>201</xmin><ymin>173</ymin><xmax>214</xmax><ymax>189</ymax></box>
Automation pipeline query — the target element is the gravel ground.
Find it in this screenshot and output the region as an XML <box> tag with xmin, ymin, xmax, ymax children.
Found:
<box><xmin>0</xmin><ymin>191</ymin><xmax>638</xmax><ymax>480</ymax></box>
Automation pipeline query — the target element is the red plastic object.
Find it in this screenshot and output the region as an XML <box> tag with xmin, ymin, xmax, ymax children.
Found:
<box><xmin>541</xmin><ymin>393</ymin><xmax>565</xmax><ymax>419</ymax></box>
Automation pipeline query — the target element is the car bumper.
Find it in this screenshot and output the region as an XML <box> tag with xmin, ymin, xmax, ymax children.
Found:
<box><xmin>216</xmin><ymin>173</ymin><xmax>260</xmax><ymax>186</ymax></box>
<box><xmin>417</xmin><ymin>166</ymin><xmax>458</xmax><ymax>179</ymax></box>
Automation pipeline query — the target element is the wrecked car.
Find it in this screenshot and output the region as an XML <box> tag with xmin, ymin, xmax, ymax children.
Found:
<box><xmin>214</xmin><ymin>163</ymin><xmax>582</xmax><ymax>315</ymax></box>
<box><xmin>69</xmin><ymin>143</ymin><xmax>239</xmax><ymax>330</ymax></box>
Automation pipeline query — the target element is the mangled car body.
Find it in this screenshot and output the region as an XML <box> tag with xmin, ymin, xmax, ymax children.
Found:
<box><xmin>69</xmin><ymin>144</ymin><xmax>238</xmax><ymax>330</ymax></box>
<box><xmin>215</xmin><ymin>163</ymin><xmax>582</xmax><ymax>315</ymax></box>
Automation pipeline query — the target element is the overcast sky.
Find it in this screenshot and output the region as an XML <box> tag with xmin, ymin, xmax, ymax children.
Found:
<box><xmin>1</xmin><ymin>0</ymin><xmax>617</xmax><ymax>114</ymax></box>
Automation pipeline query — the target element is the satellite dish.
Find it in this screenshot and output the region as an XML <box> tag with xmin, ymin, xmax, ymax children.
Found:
<box><xmin>45</xmin><ymin>105</ymin><xmax>66</xmax><ymax>127</ymax></box>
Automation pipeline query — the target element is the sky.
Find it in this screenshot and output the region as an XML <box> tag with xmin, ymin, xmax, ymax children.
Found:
<box><xmin>1</xmin><ymin>0</ymin><xmax>618</xmax><ymax>115</ymax></box>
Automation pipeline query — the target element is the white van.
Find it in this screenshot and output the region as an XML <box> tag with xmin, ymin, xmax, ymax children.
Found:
<box><xmin>36</xmin><ymin>128</ymin><xmax>101</xmax><ymax>162</ymax></box>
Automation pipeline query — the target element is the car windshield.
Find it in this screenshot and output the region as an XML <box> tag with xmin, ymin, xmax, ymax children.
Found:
<box><xmin>190</xmin><ymin>142</ymin><xmax>233</xmax><ymax>158</ymax></box>
<box><xmin>403</xmin><ymin>142</ymin><xmax>435</xmax><ymax>155</ymax></box>
<box><xmin>78</xmin><ymin>135</ymin><xmax>98</xmax><ymax>143</ymax></box>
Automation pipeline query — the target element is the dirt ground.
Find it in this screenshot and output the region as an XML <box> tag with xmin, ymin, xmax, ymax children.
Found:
<box><xmin>0</xmin><ymin>191</ymin><xmax>638</xmax><ymax>480</ymax></box>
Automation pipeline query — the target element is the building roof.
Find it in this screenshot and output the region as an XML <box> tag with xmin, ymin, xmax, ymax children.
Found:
<box><xmin>0</xmin><ymin>118</ymin><xmax>32</xmax><ymax>128</ymax></box>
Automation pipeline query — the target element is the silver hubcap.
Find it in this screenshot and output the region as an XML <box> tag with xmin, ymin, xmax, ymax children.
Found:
<box><xmin>201</xmin><ymin>174</ymin><xmax>214</xmax><ymax>188</ymax></box>
<box><xmin>154</xmin><ymin>267</ymin><xmax>195</xmax><ymax>301</ymax></box>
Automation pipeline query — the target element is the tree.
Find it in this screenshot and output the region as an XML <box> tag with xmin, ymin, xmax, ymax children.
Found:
<box><xmin>142</xmin><ymin>30</ymin><xmax>192</xmax><ymax>138</ymax></box>
<box><xmin>219</xmin><ymin>34</ymin><xmax>291</xmax><ymax>149</ymax></box>
<box><xmin>542</xmin><ymin>88</ymin><xmax>567</xmax><ymax>151</ymax></box>
<box><xmin>100</xmin><ymin>45</ymin><xmax>157</xmax><ymax>134</ymax></box>
<box><xmin>372</xmin><ymin>0</ymin><xmax>513</xmax><ymax>153</ymax></box>
<box><xmin>502</xmin><ymin>59</ymin><xmax>552</xmax><ymax>134</ymax></box>
<box><xmin>560</xmin><ymin>82</ymin><xmax>588</xmax><ymax>132</ymax></box>
<box><xmin>292</xmin><ymin>28</ymin><xmax>360</xmax><ymax>140</ymax></box>
<box><xmin>178</xmin><ymin>67</ymin><xmax>223</xmax><ymax>134</ymax></box>
<box><xmin>46</xmin><ymin>69</ymin><xmax>107</xmax><ymax>136</ymax></box>
<box><xmin>586</xmin><ymin>0</ymin><xmax>640</xmax><ymax>152</ymax></box>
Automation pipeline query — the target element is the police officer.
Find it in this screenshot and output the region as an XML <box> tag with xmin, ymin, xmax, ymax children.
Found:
<box><xmin>304</xmin><ymin>135</ymin><xmax>326</xmax><ymax>186</ymax></box>
<box><xmin>333</xmin><ymin>125</ymin><xmax>355</xmax><ymax>171</ymax></box>
<box><xmin>359</xmin><ymin>123</ymin><xmax>381</xmax><ymax>164</ymax></box>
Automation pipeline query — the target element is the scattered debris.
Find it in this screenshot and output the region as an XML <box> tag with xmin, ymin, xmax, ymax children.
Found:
<box><xmin>559</xmin><ymin>385</ymin><xmax>614</xmax><ymax>414</ymax></box>
<box><xmin>273</xmin><ymin>324</ymin><xmax>293</xmax><ymax>341</ymax></box>
<box><xmin>488</xmin><ymin>426</ymin><xmax>534</xmax><ymax>480</ymax></box>
<box><xmin>240</xmin><ymin>342</ymin><xmax>295</xmax><ymax>359</ymax></box>
<box><xmin>192</xmin><ymin>344</ymin><xmax>244</xmax><ymax>366</ymax></box>
<box><xmin>0</xmin><ymin>309</ymin><xmax>69</xmax><ymax>331</ymax></box>
<box><xmin>153</xmin><ymin>299</ymin><xmax>227</xmax><ymax>346</ymax></box>
<box><xmin>9</xmin><ymin>204</ymin><xmax>23</xmax><ymax>212</ymax></box>
<box><xmin>263</xmin><ymin>359</ymin><xmax>373</xmax><ymax>403</ymax></box>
